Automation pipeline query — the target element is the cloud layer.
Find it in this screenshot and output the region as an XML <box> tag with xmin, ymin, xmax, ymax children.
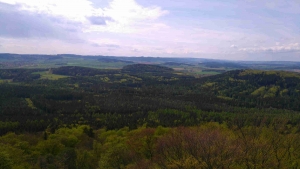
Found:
<box><xmin>0</xmin><ymin>0</ymin><xmax>299</xmax><ymax>61</ymax></box>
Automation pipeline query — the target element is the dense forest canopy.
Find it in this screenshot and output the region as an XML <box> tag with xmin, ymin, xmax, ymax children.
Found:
<box><xmin>1</xmin><ymin>62</ymin><xmax>300</xmax><ymax>168</ymax></box>
<box><xmin>1</xmin><ymin>66</ymin><xmax>300</xmax><ymax>133</ymax></box>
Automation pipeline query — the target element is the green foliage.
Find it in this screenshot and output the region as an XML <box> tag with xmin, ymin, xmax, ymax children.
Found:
<box><xmin>2</xmin><ymin>66</ymin><xmax>300</xmax><ymax>168</ymax></box>
<box><xmin>251</xmin><ymin>86</ymin><xmax>266</xmax><ymax>96</ymax></box>
<box><xmin>1</xmin><ymin>67</ymin><xmax>300</xmax><ymax>136</ymax></box>
<box><xmin>122</xmin><ymin>64</ymin><xmax>173</xmax><ymax>73</ymax></box>
<box><xmin>51</xmin><ymin>66</ymin><xmax>119</xmax><ymax>76</ymax></box>
<box><xmin>33</xmin><ymin>71</ymin><xmax>69</xmax><ymax>80</ymax></box>
<box><xmin>0</xmin><ymin>124</ymin><xmax>300</xmax><ymax>168</ymax></box>
<box><xmin>0</xmin><ymin>152</ymin><xmax>12</xmax><ymax>169</ymax></box>
<box><xmin>25</xmin><ymin>98</ymin><xmax>37</xmax><ymax>109</ymax></box>
<box><xmin>197</xmin><ymin>70</ymin><xmax>220</xmax><ymax>75</ymax></box>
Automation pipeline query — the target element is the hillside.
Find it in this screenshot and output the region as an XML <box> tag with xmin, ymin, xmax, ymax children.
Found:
<box><xmin>122</xmin><ymin>64</ymin><xmax>174</xmax><ymax>73</ymax></box>
<box><xmin>1</xmin><ymin>67</ymin><xmax>300</xmax><ymax>168</ymax></box>
<box><xmin>197</xmin><ymin>70</ymin><xmax>300</xmax><ymax>110</ymax></box>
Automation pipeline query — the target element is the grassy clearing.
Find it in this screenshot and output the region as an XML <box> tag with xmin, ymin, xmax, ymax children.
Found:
<box><xmin>184</xmin><ymin>67</ymin><xmax>223</xmax><ymax>76</ymax></box>
<box><xmin>203</xmin><ymin>82</ymin><xmax>215</xmax><ymax>87</ymax></box>
<box><xmin>25</xmin><ymin>98</ymin><xmax>37</xmax><ymax>109</ymax></box>
<box><xmin>173</xmin><ymin>68</ymin><xmax>185</xmax><ymax>71</ymax></box>
<box><xmin>0</xmin><ymin>79</ymin><xmax>13</xmax><ymax>83</ymax></box>
<box><xmin>217</xmin><ymin>96</ymin><xmax>233</xmax><ymax>100</ymax></box>
<box><xmin>33</xmin><ymin>71</ymin><xmax>69</xmax><ymax>80</ymax></box>
<box><xmin>197</xmin><ymin>71</ymin><xmax>220</xmax><ymax>75</ymax></box>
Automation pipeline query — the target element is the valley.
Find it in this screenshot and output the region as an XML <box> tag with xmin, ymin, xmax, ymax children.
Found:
<box><xmin>1</xmin><ymin>54</ymin><xmax>300</xmax><ymax>168</ymax></box>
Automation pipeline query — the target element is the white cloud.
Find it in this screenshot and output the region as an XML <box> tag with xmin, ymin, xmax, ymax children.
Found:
<box><xmin>239</xmin><ymin>43</ymin><xmax>300</xmax><ymax>53</ymax></box>
<box><xmin>0</xmin><ymin>0</ymin><xmax>299</xmax><ymax>61</ymax></box>
<box><xmin>0</xmin><ymin>0</ymin><xmax>168</xmax><ymax>34</ymax></box>
<box><xmin>0</xmin><ymin>3</ymin><xmax>84</xmax><ymax>41</ymax></box>
<box><xmin>0</xmin><ymin>0</ymin><xmax>97</xmax><ymax>22</ymax></box>
<box><xmin>87</xmin><ymin>0</ymin><xmax>168</xmax><ymax>33</ymax></box>
<box><xmin>230</xmin><ymin>45</ymin><xmax>238</xmax><ymax>48</ymax></box>
<box><xmin>105</xmin><ymin>0</ymin><xmax>167</xmax><ymax>23</ymax></box>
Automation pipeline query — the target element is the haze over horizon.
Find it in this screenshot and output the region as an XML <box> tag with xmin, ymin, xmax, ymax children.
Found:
<box><xmin>0</xmin><ymin>0</ymin><xmax>299</xmax><ymax>61</ymax></box>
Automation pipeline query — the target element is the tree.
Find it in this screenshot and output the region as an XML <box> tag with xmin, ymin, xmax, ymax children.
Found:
<box><xmin>0</xmin><ymin>152</ymin><xmax>12</xmax><ymax>169</ymax></box>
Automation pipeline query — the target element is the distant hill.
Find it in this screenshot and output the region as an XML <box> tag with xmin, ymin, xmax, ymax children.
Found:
<box><xmin>199</xmin><ymin>62</ymin><xmax>247</xmax><ymax>69</ymax></box>
<box><xmin>0</xmin><ymin>53</ymin><xmax>16</xmax><ymax>60</ymax></box>
<box><xmin>1</xmin><ymin>53</ymin><xmax>300</xmax><ymax>72</ymax></box>
<box><xmin>122</xmin><ymin>64</ymin><xmax>173</xmax><ymax>73</ymax></box>
<box><xmin>98</xmin><ymin>57</ymin><xmax>134</xmax><ymax>63</ymax></box>
<box><xmin>162</xmin><ymin>62</ymin><xmax>193</xmax><ymax>66</ymax></box>
<box><xmin>46</xmin><ymin>56</ymin><xmax>63</xmax><ymax>60</ymax></box>
<box><xmin>52</xmin><ymin>66</ymin><xmax>119</xmax><ymax>76</ymax></box>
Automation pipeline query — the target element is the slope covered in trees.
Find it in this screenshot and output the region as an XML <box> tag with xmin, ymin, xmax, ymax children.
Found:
<box><xmin>196</xmin><ymin>70</ymin><xmax>300</xmax><ymax>110</ymax></box>
<box><xmin>1</xmin><ymin>123</ymin><xmax>300</xmax><ymax>169</ymax></box>
<box><xmin>1</xmin><ymin>65</ymin><xmax>300</xmax><ymax>168</ymax></box>
<box><xmin>0</xmin><ymin>67</ymin><xmax>300</xmax><ymax>133</ymax></box>
<box><xmin>122</xmin><ymin>64</ymin><xmax>174</xmax><ymax>73</ymax></box>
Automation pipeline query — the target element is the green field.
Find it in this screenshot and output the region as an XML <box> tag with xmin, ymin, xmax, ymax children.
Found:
<box><xmin>33</xmin><ymin>71</ymin><xmax>69</xmax><ymax>80</ymax></box>
<box><xmin>196</xmin><ymin>71</ymin><xmax>220</xmax><ymax>75</ymax></box>
<box><xmin>65</xmin><ymin>61</ymin><xmax>127</xmax><ymax>69</ymax></box>
<box><xmin>0</xmin><ymin>79</ymin><xmax>13</xmax><ymax>83</ymax></box>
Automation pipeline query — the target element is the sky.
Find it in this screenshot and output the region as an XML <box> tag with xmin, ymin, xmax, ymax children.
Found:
<box><xmin>0</xmin><ymin>0</ymin><xmax>299</xmax><ymax>61</ymax></box>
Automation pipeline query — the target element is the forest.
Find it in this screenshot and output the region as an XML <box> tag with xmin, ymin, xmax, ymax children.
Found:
<box><xmin>1</xmin><ymin>64</ymin><xmax>300</xmax><ymax>168</ymax></box>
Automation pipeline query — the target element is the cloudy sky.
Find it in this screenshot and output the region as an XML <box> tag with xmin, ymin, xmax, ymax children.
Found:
<box><xmin>0</xmin><ymin>0</ymin><xmax>299</xmax><ymax>61</ymax></box>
